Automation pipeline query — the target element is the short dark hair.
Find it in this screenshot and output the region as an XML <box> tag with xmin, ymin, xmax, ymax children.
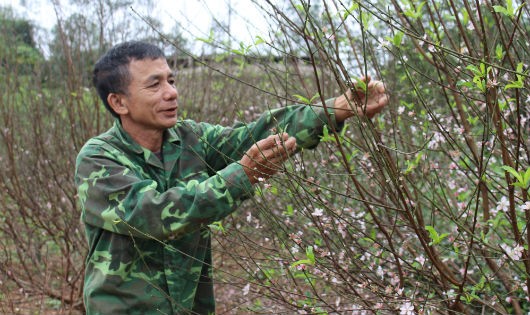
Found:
<box><xmin>93</xmin><ymin>41</ymin><xmax>166</xmax><ymax>118</ymax></box>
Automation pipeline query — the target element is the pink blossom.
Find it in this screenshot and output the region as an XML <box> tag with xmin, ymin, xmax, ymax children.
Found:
<box><xmin>312</xmin><ymin>208</ymin><xmax>324</xmax><ymax>217</ymax></box>
<box><xmin>501</xmin><ymin>243</ymin><xmax>523</xmax><ymax>261</ymax></box>
<box><xmin>400</xmin><ymin>301</ymin><xmax>415</xmax><ymax>315</ymax></box>
<box><xmin>296</xmin><ymin>264</ymin><xmax>306</xmax><ymax>271</ymax></box>
<box><xmin>415</xmin><ymin>255</ymin><xmax>426</xmax><ymax>266</ymax></box>
<box><xmin>242</xmin><ymin>283</ymin><xmax>250</xmax><ymax>296</ymax></box>
<box><xmin>496</xmin><ymin>196</ymin><xmax>510</xmax><ymax>214</ymax></box>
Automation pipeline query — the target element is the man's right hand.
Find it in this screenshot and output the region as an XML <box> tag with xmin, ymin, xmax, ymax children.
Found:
<box><xmin>240</xmin><ymin>133</ymin><xmax>297</xmax><ymax>184</ymax></box>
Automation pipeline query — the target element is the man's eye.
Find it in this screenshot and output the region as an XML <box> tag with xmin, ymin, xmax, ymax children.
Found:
<box><xmin>168</xmin><ymin>79</ymin><xmax>176</xmax><ymax>86</ymax></box>
<box><xmin>149</xmin><ymin>82</ymin><xmax>160</xmax><ymax>88</ymax></box>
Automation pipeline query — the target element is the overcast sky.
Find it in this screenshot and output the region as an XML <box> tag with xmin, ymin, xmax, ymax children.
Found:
<box><xmin>3</xmin><ymin>0</ymin><xmax>270</xmax><ymax>50</ymax></box>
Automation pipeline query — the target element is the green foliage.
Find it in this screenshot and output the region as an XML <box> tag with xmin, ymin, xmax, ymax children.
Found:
<box><xmin>425</xmin><ymin>225</ymin><xmax>449</xmax><ymax>245</ymax></box>
<box><xmin>209</xmin><ymin>221</ymin><xmax>226</xmax><ymax>233</ymax></box>
<box><xmin>404</xmin><ymin>152</ymin><xmax>423</xmax><ymax>175</ymax></box>
<box><xmin>493</xmin><ymin>0</ymin><xmax>525</xmax><ymax>18</ymax></box>
<box><xmin>495</xmin><ymin>44</ymin><xmax>505</xmax><ymax>61</ymax></box>
<box><xmin>504</xmin><ymin>63</ymin><xmax>527</xmax><ymax>90</ymax></box>
<box><xmin>290</xmin><ymin>246</ymin><xmax>316</xmax><ymax>269</ymax></box>
<box><xmin>342</xmin><ymin>2</ymin><xmax>360</xmax><ymax>20</ymax></box>
<box><xmin>501</xmin><ymin>165</ymin><xmax>530</xmax><ymax>189</ymax></box>
<box><xmin>0</xmin><ymin>8</ymin><xmax>43</xmax><ymax>73</ymax></box>
<box><xmin>283</xmin><ymin>204</ymin><xmax>295</xmax><ymax>216</ymax></box>
<box><xmin>197</xmin><ymin>29</ymin><xmax>215</xmax><ymax>44</ymax></box>
<box><xmin>293</xmin><ymin>93</ymin><xmax>320</xmax><ymax>105</ymax></box>
<box><xmin>387</xmin><ymin>30</ymin><xmax>404</xmax><ymax>47</ymax></box>
<box><xmin>463</xmin><ymin>62</ymin><xmax>492</xmax><ymax>93</ymax></box>
<box><xmin>404</xmin><ymin>1</ymin><xmax>426</xmax><ymax>19</ymax></box>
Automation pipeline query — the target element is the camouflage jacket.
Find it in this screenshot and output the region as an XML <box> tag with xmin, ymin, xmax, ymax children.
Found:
<box><xmin>75</xmin><ymin>101</ymin><xmax>340</xmax><ymax>314</ymax></box>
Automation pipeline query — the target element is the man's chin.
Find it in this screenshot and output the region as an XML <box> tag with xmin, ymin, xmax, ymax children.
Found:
<box><xmin>161</xmin><ymin>118</ymin><xmax>178</xmax><ymax>128</ymax></box>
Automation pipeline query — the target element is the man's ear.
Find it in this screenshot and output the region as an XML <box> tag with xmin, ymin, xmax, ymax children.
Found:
<box><xmin>107</xmin><ymin>93</ymin><xmax>128</xmax><ymax>116</ymax></box>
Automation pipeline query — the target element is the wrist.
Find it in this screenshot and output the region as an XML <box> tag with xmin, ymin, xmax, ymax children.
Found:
<box><xmin>332</xmin><ymin>97</ymin><xmax>352</xmax><ymax>123</ymax></box>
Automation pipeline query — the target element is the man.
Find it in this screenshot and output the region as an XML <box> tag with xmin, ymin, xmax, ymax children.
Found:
<box><xmin>75</xmin><ymin>41</ymin><xmax>388</xmax><ymax>314</ymax></box>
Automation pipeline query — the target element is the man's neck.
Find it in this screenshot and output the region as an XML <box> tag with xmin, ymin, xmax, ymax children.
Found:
<box><xmin>121</xmin><ymin>121</ymin><xmax>164</xmax><ymax>152</ymax></box>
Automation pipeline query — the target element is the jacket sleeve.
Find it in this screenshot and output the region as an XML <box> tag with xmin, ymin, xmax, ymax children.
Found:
<box><xmin>199</xmin><ymin>100</ymin><xmax>342</xmax><ymax>170</ymax></box>
<box><xmin>75</xmin><ymin>142</ymin><xmax>254</xmax><ymax>241</ymax></box>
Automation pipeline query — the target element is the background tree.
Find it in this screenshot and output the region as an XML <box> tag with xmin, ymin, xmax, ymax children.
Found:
<box><xmin>0</xmin><ymin>6</ymin><xmax>43</xmax><ymax>75</ymax></box>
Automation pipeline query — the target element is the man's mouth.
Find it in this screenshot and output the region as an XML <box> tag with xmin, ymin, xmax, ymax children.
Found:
<box><xmin>159</xmin><ymin>107</ymin><xmax>178</xmax><ymax>118</ymax></box>
<box><xmin>161</xmin><ymin>107</ymin><xmax>178</xmax><ymax>113</ymax></box>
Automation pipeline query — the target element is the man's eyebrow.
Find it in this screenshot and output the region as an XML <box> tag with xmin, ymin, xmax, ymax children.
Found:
<box><xmin>144</xmin><ymin>71</ymin><xmax>175</xmax><ymax>83</ymax></box>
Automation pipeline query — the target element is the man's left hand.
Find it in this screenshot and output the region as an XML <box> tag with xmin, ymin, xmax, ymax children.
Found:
<box><xmin>334</xmin><ymin>76</ymin><xmax>389</xmax><ymax>122</ymax></box>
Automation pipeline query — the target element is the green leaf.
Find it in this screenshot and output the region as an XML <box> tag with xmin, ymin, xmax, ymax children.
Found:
<box><xmin>305</xmin><ymin>246</ymin><xmax>315</xmax><ymax>264</ymax></box>
<box><xmin>209</xmin><ymin>221</ymin><xmax>225</xmax><ymax>233</ymax></box>
<box><xmin>501</xmin><ymin>165</ymin><xmax>530</xmax><ymax>189</ymax></box>
<box><xmin>293</xmin><ymin>94</ymin><xmax>310</xmax><ymax>104</ymax></box>
<box><xmin>355</xmin><ymin>77</ymin><xmax>367</xmax><ymax>92</ymax></box>
<box><xmin>505</xmin><ymin>81</ymin><xmax>524</xmax><ymax>89</ymax></box>
<box><xmin>391</xmin><ymin>31</ymin><xmax>404</xmax><ymax>47</ymax></box>
<box><xmin>254</xmin><ymin>36</ymin><xmax>266</xmax><ymax>45</ymax></box>
<box><xmin>290</xmin><ymin>259</ymin><xmax>312</xmax><ymax>269</ymax></box>
<box><xmin>467</xmin><ymin>115</ymin><xmax>479</xmax><ymax>125</ymax></box>
<box><xmin>493</xmin><ymin>5</ymin><xmax>510</xmax><ymax>16</ymax></box>
<box><xmin>466</xmin><ymin>65</ymin><xmax>480</xmax><ymax>76</ymax></box>
<box><xmin>295</xmin><ymin>4</ymin><xmax>306</xmax><ymax>13</ymax></box>
<box><xmin>501</xmin><ymin>165</ymin><xmax>524</xmax><ymax>183</ymax></box>
<box><xmin>404</xmin><ymin>1</ymin><xmax>425</xmax><ymax>19</ymax></box>
<box><xmin>196</xmin><ymin>29</ymin><xmax>215</xmax><ymax>44</ymax></box>
<box><xmin>524</xmin><ymin>168</ymin><xmax>530</xmax><ymax>185</ymax></box>
<box><xmin>293</xmin><ymin>93</ymin><xmax>320</xmax><ymax>105</ymax></box>
<box><xmin>425</xmin><ymin>225</ymin><xmax>449</xmax><ymax>245</ymax></box>
<box><xmin>290</xmin><ymin>246</ymin><xmax>316</xmax><ymax>269</ymax></box>
<box><xmin>504</xmin><ymin>63</ymin><xmax>526</xmax><ymax>90</ymax></box>
<box><xmin>343</xmin><ymin>2</ymin><xmax>359</xmax><ymax>19</ymax></box>
<box><xmin>283</xmin><ymin>205</ymin><xmax>294</xmax><ymax>216</ymax></box>
<box><xmin>495</xmin><ymin>44</ymin><xmax>504</xmax><ymax>61</ymax></box>
<box><xmin>457</xmin><ymin>81</ymin><xmax>474</xmax><ymax>89</ymax></box>
<box><xmin>493</xmin><ymin>0</ymin><xmax>522</xmax><ymax>17</ymax></box>
<box><xmin>461</xmin><ymin>8</ymin><xmax>469</xmax><ymax>25</ymax></box>
<box><xmin>493</xmin><ymin>0</ymin><xmax>520</xmax><ymax>17</ymax></box>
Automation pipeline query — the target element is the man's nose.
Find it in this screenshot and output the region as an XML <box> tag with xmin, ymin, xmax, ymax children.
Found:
<box><xmin>164</xmin><ymin>84</ymin><xmax>178</xmax><ymax>100</ymax></box>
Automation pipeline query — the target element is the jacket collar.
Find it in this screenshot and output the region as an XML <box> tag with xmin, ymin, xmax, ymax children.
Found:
<box><xmin>108</xmin><ymin>120</ymin><xmax>181</xmax><ymax>155</ymax></box>
<box><xmin>165</xmin><ymin>126</ymin><xmax>181</xmax><ymax>144</ymax></box>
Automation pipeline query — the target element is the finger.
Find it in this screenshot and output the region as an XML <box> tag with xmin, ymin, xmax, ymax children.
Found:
<box><xmin>262</xmin><ymin>142</ymin><xmax>289</xmax><ymax>162</ymax></box>
<box><xmin>363</xmin><ymin>100</ymin><xmax>387</xmax><ymax>117</ymax></box>
<box><xmin>266</xmin><ymin>147</ymin><xmax>288</xmax><ymax>162</ymax></box>
<box><xmin>249</xmin><ymin>136</ymin><xmax>280</xmax><ymax>158</ymax></box>
<box><xmin>256</xmin><ymin>141</ymin><xmax>297</xmax><ymax>176</ymax></box>
<box><xmin>269</xmin><ymin>134</ymin><xmax>295</xmax><ymax>155</ymax></box>
<box><xmin>260</xmin><ymin>135</ymin><xmax>279</xmax><ymax>150</ymax></box>
<box><xmin>368</xmin><ymin>80</ymin><xmax>385</xmax><ymax>94</ymax></box>
<box><xmin>275</xmin><ymin>137</ymin><xmax>297</xmax><ymax>157</ymax></box>
<box><xmin>353</xmin><ymin>78</ymin><xmax>376</xmax><ymax>101</ymax></box>
<box><xmin>377</xmin><ymin>81</ymin><xmax>386</xmax><ymax>93</ymax></box>
<box><xmin>283</xmin><ymin>137</ymin><xmax>297</xmax><ymax>153</ymax></box>
<box><xmin>263</xmin><ymin>146</ymin><xmax>295</xmax><ymax>167</ymax></box>
<box><xmin>256</xmin><ymin>159</ymin><xmax>282</xmax><ymax>176</ymax></box>
<box><xmin>262</xmin><ymin>133</ymin><xmax>290</xmax><ymax>150</ymax></box>
<box><xmin>378</xmin><ymin>93</ymin><xmax>389</xmax><ymax>106</ymax></box>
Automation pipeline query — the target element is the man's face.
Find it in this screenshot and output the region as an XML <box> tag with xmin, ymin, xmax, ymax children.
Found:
<box><xmin>118</xmin><ymin>58</ymin><xmax>179</xmax><ymax>132</ymax></box>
